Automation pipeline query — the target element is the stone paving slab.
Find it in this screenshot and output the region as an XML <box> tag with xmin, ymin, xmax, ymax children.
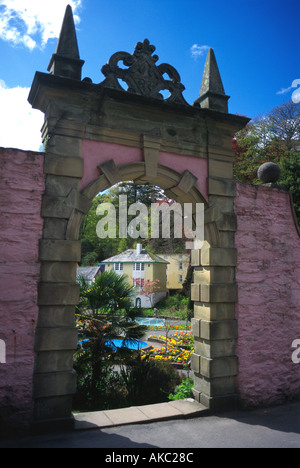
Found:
<box><xmin>74</xmin><ymin>399</ymin><xmax>208</xmax><ymax>430</ymax></box>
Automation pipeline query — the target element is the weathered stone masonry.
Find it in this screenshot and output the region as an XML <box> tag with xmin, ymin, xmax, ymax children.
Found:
<box><xmin>0</xmin><ymin>5</ymin><xmax>299</xmax><ymax>433</ymax></box>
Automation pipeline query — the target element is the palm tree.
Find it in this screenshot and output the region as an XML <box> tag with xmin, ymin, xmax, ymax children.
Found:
<box><xmin>74</xmin><ymin>270</ymin><xmax>146</xmax><ymax>403</ymax></box>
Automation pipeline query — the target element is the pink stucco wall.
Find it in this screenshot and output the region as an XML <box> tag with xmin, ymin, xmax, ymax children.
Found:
<box><xmin>234</xmin><ymin>183</ymin><xmax>300</xmax><ymax>407</ymax></box>
<box><xmin>80</xmin><ymin>140</ymin><xmax>208</xmax><ymax>200</ymax></box>
<box><xmin>0</xmin><ymin>148</ymin><xmax>45</xmax><ymax>431</ymax></box>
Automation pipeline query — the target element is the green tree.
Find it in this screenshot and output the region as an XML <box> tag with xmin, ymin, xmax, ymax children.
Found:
<box><xmin>79</xmin><ymin>182</ymin><xmax>166</xmax><ymax>263</ymax></box>
<box><xmin>74</xmin><ymin>271</ymin><xmax>146</xmax><ymax>407</ymax></box>
<box><xmin>268</xmin><ymin>101</ymin><xmax>300</xmax><ymax>151</ymax></box>
<box><xmin>278</xmin><ymin>152</ymin><xmax>300</xmax><ymax>223</ymax></box>
<box><xmin>233</xmin><ymin>101</ymin><xmax>300</xmax><ymax>224</ymax></box>
<box><xmin>112</xmin><ymin>181</ymin><xmax>165</xmax><ymax>206</ymax></box>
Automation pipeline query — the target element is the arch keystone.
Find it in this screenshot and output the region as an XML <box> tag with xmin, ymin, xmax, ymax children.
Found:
<box><xmin>176</xmin><ymin>170</ymin><xmax>198</xmax><ymax>194</ymax></box>
<box><xmin>98</xmin><ymin>160</ymin><xmax>121</xmax><ymax>186</ymax></box>
<box><xmin>142</xmin><ymin>134</ymin><xmax>161</xmax><ymax>177</ymax></box>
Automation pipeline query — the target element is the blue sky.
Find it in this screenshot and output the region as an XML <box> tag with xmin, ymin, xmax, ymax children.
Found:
<box><xmin>0</xmin><ymin>0</ymin><xmax>299</xmax><ymax>151</ymax></box>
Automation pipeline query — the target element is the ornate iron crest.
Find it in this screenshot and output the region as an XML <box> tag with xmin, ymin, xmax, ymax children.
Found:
<box><xmin>100</xmin><ymin>39</ymin><xmax>188</xmax><ymax>105</ymax></box>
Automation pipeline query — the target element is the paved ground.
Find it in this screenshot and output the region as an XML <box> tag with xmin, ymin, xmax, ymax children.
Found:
<box><xmin>1</xmin><ymin>401</ymin><xmax>299</xmax><ymax>448</ymax></box>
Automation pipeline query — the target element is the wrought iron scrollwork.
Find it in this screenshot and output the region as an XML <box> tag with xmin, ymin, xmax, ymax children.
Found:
<box><xmin>100</xmin><ymin>39</ymin><xmax>188</xmax><ymax>106</ymax></box>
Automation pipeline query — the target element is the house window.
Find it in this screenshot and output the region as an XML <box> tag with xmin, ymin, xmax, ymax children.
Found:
<box><xmin>135</xmin><ymin>297</ymin><xmax>142</xmax><ymax>308</ymax></box>
<box><xmin>179</xmin><ymin>262</ymin><xmax>183</xmax><ymax>270</ymax></box>
<box><xmin>134</xmin><ymin>263</ymin><xmax>145</xmax><ymax>271</ymax></box>
<box><xmin>114</xmin><ymin>263</ymin><xmax>123</xmax><ymax>271</ymax></box>
<box><xmin>179</xmin><ymin>274</ymin><xmax>183</xmax><ymax>283</ymax></box>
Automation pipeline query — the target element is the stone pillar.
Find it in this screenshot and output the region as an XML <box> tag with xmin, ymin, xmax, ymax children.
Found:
<box><xmin>33</xmin><ymin>143</ymin><xmax>91</xmax><ymax>429</ymax></box>
<box><xmin>190</xmin><ymin>116</ymin><xmax>239</xmax><ymax>411</ymax></box>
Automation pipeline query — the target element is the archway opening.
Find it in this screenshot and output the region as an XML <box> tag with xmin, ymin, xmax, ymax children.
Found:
<box><xmin>72</xmin><ymin>171</ymin><xmax>207</xmax><ymax>413</ymax></box>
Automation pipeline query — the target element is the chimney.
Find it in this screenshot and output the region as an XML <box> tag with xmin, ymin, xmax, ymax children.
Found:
<box><xmin>136</xmin><ymin>243</ymin><xmax>142</xmax><ymax>255</ymax></box>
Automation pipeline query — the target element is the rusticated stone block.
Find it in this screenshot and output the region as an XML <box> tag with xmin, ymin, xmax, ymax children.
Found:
<box><xmin>194</xmin><ymin>266</ymin><xmax>235</xmax><ymax>284</ymax></box>
<box><xmin>43</xmin><ymin>218</ymin><xmax>68</xmax><ymax>240</ymax></box>
<box><xmin>33</xmin><ymin>395</ymin><xmax>74</xmax><ymax>423</ymax></box>
<box><xmin>194</xmin><ymin>302</ymin><xmax>236</xmax><ymax>321</ymax></box>
<box><xmin>200</xmin><ymin>283</ymin><xmax>238</xmax><ymax>303</ymax></box>
<box><xmin>38</xmin><ymin>283</ymin><xmax>80</xmax><ymax>306</ymax></box>
<box><xmin>191</xmin><ymin>318</ymin><xmax>237</xmax><ymax>341</ymax></box>
<box><xmin>199</xmin><ymin>393</ymin><xmax>238</xmax><ymax>412</ymax></box>
<box><xmin>41</xmin><ymin>261</ymin><xmax>77</xmax><ymax>283</ymax></box>
<box><xmin>191</xmin><ymin>318</ymin><xmax>201</xmax><ymax>338</ymax></box>
<box><xmin>42</xmin><ymin>195</ymin><xmax>73</xmax><ymax>219</ymax></box>
<box><xmin>39</xmin><ymin>240</ymin><xmax>81</xmax><ymax>262</ymax></box>
<box><xmin>200</xmin><ymin>319</ymin><xmax>238</xmax><ymax>340</ymax></box>
<box><xmin>46</xmin><ymin>135</ymin><xmax>82</xmax><ymax>157</ymax></box>
<box><xmin>201</xmin><ymin>247</ymin><xmax>237</xmax><ymax>266</ymax></box>
<box><xmin>208</xmin><ymin>159</ymin><xmax>233</xmax><ymax>179</ymax></box>
<box><xmin>44</xmin><ymin>154</ymin><xmax>84</xmax><ymax>178</ymax></box>
<box><xmin>191</xmin><ymin>353</ymin><xmax>200</xmax><ymax>374</ymax></box>
<box><xmin>191</xmin><ymin>283</ymin><xmax>200</xmax><ymax>301</ymax></box>
<box><xmin>200</xmin><ymin>356</ymin><xmax>238</xmax><ymax>379</ymax></box>
<box><xmin>193</xmin><ymin>374</ymin><xmax>237</xmax><ymax>397</ymax></box>
<box><xmin>207</xmin><ymin>177</ymin><xmax>236</xmax><ymax>197</ymax></box>
<box><xmin>37</xmin><ymin>306</ymin><xmax>76</xmax><ymax>328</ymax></box>
<box><xmin>191</xmin><ymin>249</ymin><xmax>201</xmax><ymax>267</ymax></box>
<box><xmin>204</xmin><ymin>204</ymin><xmax>222</xmax><ymax>224</ymax></box>
<box><xmin>34</xmin><ymin>327</ymin><xmax>78</xmax><ymax>352</ymax></box>
<box><xmin>33</xmin><ymin>370</ymin><xmax>77</xmax><ymax>398</ymax></box>
<box><xmin>34</xmin><ymin>350</ymin><xmax>74</xmax><ymax>373</ymax></box>
<box><xmin>194</xmin><ymin>338</ymin><xmax>236</xmax><ymax>359</ymax></box>
<box><xmin>215</xmin><ymin>213</ymin><xmax>237</xmax><ymax>232</ymax></box>
<box><xmin>42</xmin><ymin>189</ymin><xmax>91</xmax><ymax>218</ymax></box>
<box><xmin>45</xmin><ymin>175</ymin><xmax>80</xmax><ymax>197</ymax></box>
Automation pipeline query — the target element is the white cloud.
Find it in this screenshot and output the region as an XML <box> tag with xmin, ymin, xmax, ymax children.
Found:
<box><xmin>276</xmin><ymin>80</ymin><xmax>300</xmax><ymax>103</ymax></box>
<box><xmin>190</xmin><ymin>44</ymin><xmax>210</xmax><ymax>61</ymax></box>
<box><xmin>0</xmin><ymin>80</ymin><xmax>44</xmax><ymax>151</ymax></box>
<box><xmin>0</xmin><ymin>0</ymin><xmax>83</xmax><ymax>50</ymax></box>
<box><xmin>276</xmin><ymin>86</ymin><xmax>293</xmax><ymax>95</ymax></box>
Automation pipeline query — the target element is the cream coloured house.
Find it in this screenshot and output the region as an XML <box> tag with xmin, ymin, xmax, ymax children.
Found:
<box><xmin>163</xmin><ymin>253</ymin><xmax>190</xmax><ymax>290</ymax></box>
<box><xmin>102</xmin><ymin>244</ymin><xmax>169</xmax><ymax>308</ymax></box>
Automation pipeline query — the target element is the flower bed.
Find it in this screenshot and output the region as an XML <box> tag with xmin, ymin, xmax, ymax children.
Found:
<box><xmin>141</xmin><ymin>332</ymin><xmax>194</xmax><ymax>366</ymax></box>
<box><xmin>147</xmin><ymin>324</ymin><xmax>191</xmax><ymax>331</ymax></box>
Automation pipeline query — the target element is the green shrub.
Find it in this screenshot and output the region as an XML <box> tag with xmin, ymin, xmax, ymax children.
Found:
<box><xmin>168</xmin><ymin>377</ymin><xmax>194</xmax><ymax>401</ymax></box>
<box><xmin>73</xmin><ymin>364</ymin><xmax>129</xmax><ymax>412</ymax></box>
<box><xmin>73</xmin><ymin>356</ymin><xmax>183</xmax><ymax>412</ymax></box>
<box><xmin>123</xmin><ymin>357</ymin><xmax>182</xmax><ymax>406</ymax></box>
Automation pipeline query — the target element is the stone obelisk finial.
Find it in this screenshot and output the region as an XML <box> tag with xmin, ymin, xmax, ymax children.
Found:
<box><xmin>193</xmin><ymin>48</ymin><xmax>230</xmax><ymax>113</ymax></box>
<box><xmin>47</xmin><ymin>4</ymin><xmax>84</xmax><ymax>80</ymax></box>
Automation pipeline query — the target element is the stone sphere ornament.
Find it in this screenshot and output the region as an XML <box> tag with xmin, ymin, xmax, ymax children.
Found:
<box><xmin>257</xmin><ymin>162</ymin><xmax>281</xmax><ymax>183</ymax></box>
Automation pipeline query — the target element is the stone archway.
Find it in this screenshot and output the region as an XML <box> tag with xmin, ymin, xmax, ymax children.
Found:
<box><xmin>29</xmin><ymin>6</ymin><xmax>249</xmax><ymax>429</ymax></box>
